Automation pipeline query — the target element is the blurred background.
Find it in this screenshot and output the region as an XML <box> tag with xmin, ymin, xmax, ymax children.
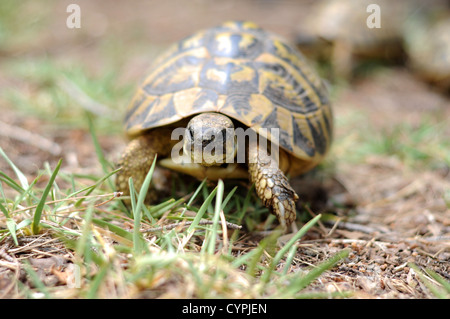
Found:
<box><xmin>0</xmin><ymin>0</ymin><xmax>449</xmax><ymax>198</ymax></box>
<box><xmin>0</xmin><ymin>0</ymin><xmax>449</xmax><ymax>298</ymax></box>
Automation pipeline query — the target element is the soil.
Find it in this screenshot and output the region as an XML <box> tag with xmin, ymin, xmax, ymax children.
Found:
<box><xmin>0</xmin><ymin>0</ymin><xmax>449</xmax><ymax>299</ymax></box>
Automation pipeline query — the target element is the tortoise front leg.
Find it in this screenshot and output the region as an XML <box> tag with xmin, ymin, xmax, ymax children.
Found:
<box><xmin>248</xmin><ymin>141</ymin><xmax>299</xmax><ymax>230</ymax></box>
<box><xmin>115</xmin><ymin>128</ymin><xmax>172</xmax><ymax>203</ymax></box>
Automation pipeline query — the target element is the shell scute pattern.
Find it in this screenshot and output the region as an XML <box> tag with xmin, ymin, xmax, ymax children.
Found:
<box><xmin>125</xmin><ymin>21</ymin><xmax>332</xmax><ymax>163</ymax></box>
<box><xmin>208</xmin><ymin>32</ymin><xmax>263</xmax><ymax>60</ymax></box>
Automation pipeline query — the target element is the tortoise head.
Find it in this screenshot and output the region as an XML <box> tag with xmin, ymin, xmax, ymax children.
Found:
<box><xmin>184</xmin><ymin>113</ymin><xmax>237</xmax><ymax>166</ymax></box>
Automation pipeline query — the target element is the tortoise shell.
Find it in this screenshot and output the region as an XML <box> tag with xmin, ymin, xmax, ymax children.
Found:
<box><xmin>404</xmin><ymin>12</ymin><xmax>450</xmax><ymax>90</ymax></box>
<box><xmin>300</xmin><ymin>0</ymin><xmax>412</xmax><ymax>59</ymax></box>
<box><xmin>124</xmin><ymin>21</ymin><xmax>333</xmax><ymax>169</ymax></box>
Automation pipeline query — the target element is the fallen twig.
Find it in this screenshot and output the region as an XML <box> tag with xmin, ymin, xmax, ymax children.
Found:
<box><xmin>323</xmin><ymin>220</ymin><xmax>388</xmax><ymax>234</ymax></box>
<box><xmin>0</xmin><ymin>120</ymin><xmax>62</xmax><ymax>155</ymax></box>
<box><xmin>142</xmin><ymin>219</ymin><xmax>242</xmax><ymax>233</ymax></box>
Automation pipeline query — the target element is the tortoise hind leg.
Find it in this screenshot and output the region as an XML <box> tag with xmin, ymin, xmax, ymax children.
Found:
<box><xmin>248</xmin><ymin>141</ymin><xmax>299</xmax><ymax>230</ymax></box>
<box><xmin>115</xmin><ymin>128</ymin><xmax>172</xmax><ymax>203</ymax></box>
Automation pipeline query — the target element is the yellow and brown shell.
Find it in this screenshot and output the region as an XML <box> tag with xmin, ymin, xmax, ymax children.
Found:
<box><xmin>124</xmin><ymin>21</ymin><xmax>333</xmax><ymax>170</ymax></box>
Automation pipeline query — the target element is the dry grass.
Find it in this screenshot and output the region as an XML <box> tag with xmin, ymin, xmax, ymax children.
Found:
<box><xmin>0</xmin><ymin>0</ymin><xmax>449</xmax><ymax>300</ymax></box>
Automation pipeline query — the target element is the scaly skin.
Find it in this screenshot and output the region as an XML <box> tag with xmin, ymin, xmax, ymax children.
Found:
<box><xmin>247</xmin><ymin>141</ymin><xmax>299</xmax><ymax>229</ymax></box>
<box><xmin>115</xmin><ymin>128</ymin><xmax>172</xmax><ymax>203</ymax></box>
<box><xmin>117</xmin><ymin>124</ymin><xmax>299</xmax><ymax>229</ymax></box>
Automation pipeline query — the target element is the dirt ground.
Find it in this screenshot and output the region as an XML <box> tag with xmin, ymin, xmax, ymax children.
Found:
<box><xmin>0</xmin><ymin>0</ymin><xmax>449</xmax><ymax>299</ymax></box>
<box><xmin>294</xmin><ymin>72</ymin><xmax>450</xmax><ymax>297</ymax></box>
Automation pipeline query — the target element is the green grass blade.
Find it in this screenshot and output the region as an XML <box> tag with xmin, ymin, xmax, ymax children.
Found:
<box><xmin>86</xmin><ymin>261</ymin><xmax>111</xmax><ymax>299</ymax></box>
<box><xmin>16</xmin><ymin>218</ymin><xmax>32</xmax><ymax>230</ymax></box>
<box><xmin>202</xmin><ymin>185</ymin><xmax>214</xmax><ymax>214</ymax></box>
<box><xmin>0</xmin><ymin>200</ymin><xmax>10</xmax><ymax>218</ymax></box>
<box><xmin>77</xmin><ymin>205</ymin><xmax>94</xmax><ymax>256</ymax></box>
<box><xmin>70</xmin><ymin>168</ymin><xmax>121</xmax><ymax>207</ymax></box>
<box><xmin>275</xmin><ymin>214</ymin><xmax>322</xmax><ymax>261</ymax></box>
<box><xmin>147</xmin><ymin>197</ymin><xmax>185</xmax><ymax>219</ymax></box>
<box><xmin>186</xmin><ymin>186</ymin><xmax>218</xmax><ymax>234</ymax></box>
<box><xmin>128</xmin><ymin>178</ymin><xmax>137</xmax><ymax>216</ymax></box>
<box><xmin>221</xmin><ymin>186</ymin><xmax>237</xmax><ymax>210</ymax></box>
<box><xmin>147</xmin><ymin>198</ymin><xmax>176</xmax><ymax>215</ymax></box>
<box><xmin>132</xmin><ymin>156</ymin><xmax>157</xmax><ymax>254</ymax></box>
<box><xmin>282</xmin><ymin>242</ymin><xmax>299</xmax><ymax>276</ymax></box>
<box><xmin>230</xmin><ymin>184</ymin><xmax>254</xmax><ymax>242</ymax></box>
<box><xmin>246</xmin><ymin>230</ymin><xmax>281</xmax><ymax>277</ymax></box>
<box><xmin>288</xmin><ymin>248</ymin><xmax>350</xmax><ymax>294</ymax></box>
<box><xmin>409</xmin><ymin>263</ymin><xmax>450</xmax><ymax>299</ymax></box>
<box><xmin>231</xmin><ymin>247</ymin><xmax>260</xmax><ymax>269</ymax></box>
<box><xmin>92</xmin><ymin>218</ymin><xmax>133</xmax><ymax>241</ymax></box>
<box><xmin>12</xmin><ymin>174</ymin><xmax>40</xmax><ymax>211</ymax></box>
<box><xmin>205</xmin><ymin>179</ymin><xmax>224</xmax><ymax>255</ymax></box>
<box><xmin>75</xmin><ymin>205</ymin><xmax>108</xmax><ymax>271</ymax></box>
<box><xmin>86</xmin><ymin>113</ymin><xmax>113</xmax><ymax>177</ymax></box>
<box><xmin>0</xmin><ymin>171</ymin><xmax>27</xmax><ymax>196</ymax></box>
<box><xmin>261</xmin><ymin>214</ymin><xmax>322</xmax><ymax>284</ymax></box>
<box><xmin>32</xmin><ymin>159</ymin><xmax>62</xmax><ymax>234</ymax></box>
<box><xmin>6</xmin><ymin>218</ymin><xmax>18</xmax><ymax>245</ymax></box>
<box><xmin>0</xmin><ymin>147</ymin><xmax>29</xmax><ymax>189</ymax></box>
<box><xmin>179</xmin><ymin>179</ymin><xmax>207</xmax><ymax>218</ymax></box>
<box><xmin>425</xmin><ymin>269</ymin><xmax>450</xmax><ymax>294</ymax></box>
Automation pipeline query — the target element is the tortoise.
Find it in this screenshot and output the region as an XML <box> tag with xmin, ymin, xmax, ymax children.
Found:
<box><xmin>403</xmin><ymin>10</ymin><xmax>450</xmax><ymax>91</ymax></box>
<box><xmin>295</xmin><ymin>0</ymin><xmax>413</xmax><ymax>77</ymax></box>
<box><xmin>115</xmin><ymin>21</ymin><xmax>333</xmax><ymax>229</ymax></box>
